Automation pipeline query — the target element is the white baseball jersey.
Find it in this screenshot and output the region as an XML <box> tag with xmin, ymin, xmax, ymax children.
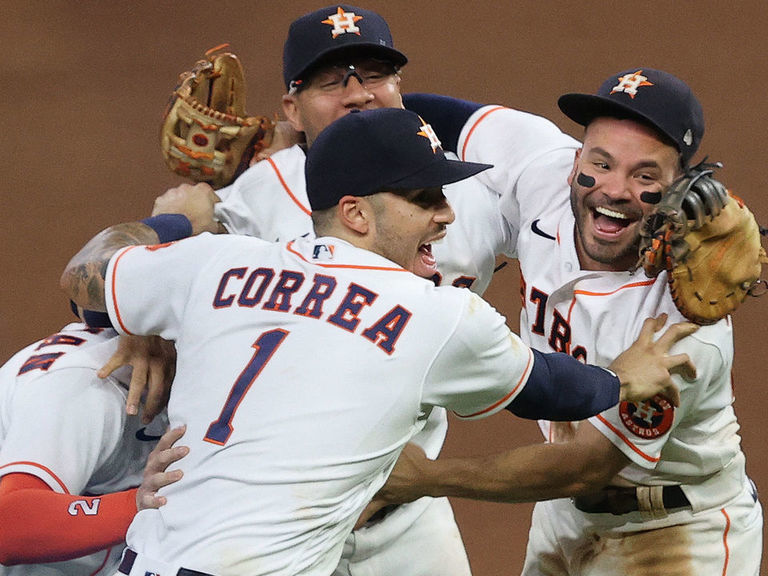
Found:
<box><xmin>457</xmin><ymin>105</ymin><xmax>762</xmax><ymax>575</ymax></box>
<box><xmin>106</xmin><ymin>234</ymin><xmax>532</xmax><ymax>575</ymax></box>
<box><xmin>0</xmin><ymin>323</ymin><xmax>167</xmax><ymax>576</ymax></box>
<box><xmin>214</xmin><ymin>144</ymin><xmax>515</xmax><ymax>575</ymax></box>
<box><xmin>216</xmin><ymin>145</ymin><xmax>514</xmax><ymax>295</ymax></box>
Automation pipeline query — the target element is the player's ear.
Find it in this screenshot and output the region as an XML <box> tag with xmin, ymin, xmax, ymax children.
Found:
<box><xmin>282</xmin><ymin>94</ymin><xmax>304</xmax><ymax>133</ymax></box>
<box><xmin>567</xmin><ymin>148</ymin><xmax>583</xmax><ymax>187</ymax></box>
<box><xmin>338</xmin><ymin>196</ymin><xmax>371</xmax><ymax>235</ymax></box>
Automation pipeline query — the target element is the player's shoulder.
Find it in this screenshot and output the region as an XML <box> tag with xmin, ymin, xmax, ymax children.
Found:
<box><xmin>374</xmin><ymin>269</ymin><xmax>469</xmax><ymax>306</ymax></box>
<box><xmin>270</xmin><ymin>143</ymin><xmax>306</xmax><ymax>164</ymax></box>
<box><xmin>240</xmin><ymin>144</ymin><xmax>305</xmax><ymax>181</ymax></box>
<box><xmin>217</xmin><ymin>144</ymin><xmax>305</xmax><ymax>202</ymax></box>
<box><xmin>684</xmin><ymin>318</ymin><xmax>733</xmax><ymax>357</ymax></box>
<box><xmin>462</xmin><ymin>104</ymin><xmax>580</xmax><ymax>149</ymax></box>
<box><xmin>1</xmin><ymin>325</ymin><xmax>126</xmax><ymax>397</ymax></box>
<box><xmin>428</xmin><ymin>286</ymin><xmax>510</xmax><ymax>349</ymax></box>
<box><xmin>644</xmin><ymin>299</ymin><xmax>734</xmax><ymax>367</ymax></box>
<box><xmin>650</xmin><ymin>288</ymin><xmax>733</xmax><ymax>348</ymax></box>
<box><xmin>1</xmin><ymin>324</ymin><xmax>117</xmax><ymax>369</ymax></box>
<box><xmin>443</xmin><ymin>163</ymin><xmax>496</xmax><ymax>206</ymax></box>
<box><xmin>174</xmin><ymin>231</ymin><xmax>274</xmax><ymax>253</ymax></box>
<box><xmin>428</xmin><ymin>284</ymin><xmax>494</xmax><ymax>318</ymax></box>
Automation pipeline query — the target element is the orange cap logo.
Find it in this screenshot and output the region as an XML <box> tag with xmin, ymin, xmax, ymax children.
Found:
<box><xmin>322</xmin><ymin>7</ymin><xmax>363</xmax><ymax>38</ymax></box>
<box><xmin>417</xmin><ymin>118</ymin><xmax>442</xmax><ymax>153</ymax></box>
<box><xmin>610</xmin><ymin>70</ymin><xmax>654</xmax><ymax>99</ymax></box>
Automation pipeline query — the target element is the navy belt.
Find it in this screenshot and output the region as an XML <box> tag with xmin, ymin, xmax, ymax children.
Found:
<box><xmin>573</xmin><ymin>485</ymin><xmax>690</xmax><ymax>515</ymax></box>
<box><xmin>118</xmin><ymin>549</ymin><xmax>215</xmax><ymax>576</ymax></box>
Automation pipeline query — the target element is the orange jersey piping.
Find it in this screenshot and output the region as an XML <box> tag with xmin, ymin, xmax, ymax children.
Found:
<box><xmin>594</xmin><ymin>414</ymin><xmax>659</xmax><ymax>463</ymax></box>
<box><xmin>455</xmin><ymin>348</ymin><xmax>533</xmax><ymax>418</ymax></box>
<box><xmin>110</xmin><ymin>246</ymin><xmax>139</xmax><ymax>335</ymax></box>
<box><xmin>267</xmin><ymin>157</ymin><xmax>312</xmax><ymax>216</ymax></box>
<box><xmin>286</xmin><ymin>240</ymin><xmax>410</xmax><ymax>273</ymax></box>
<box><xmin>461</xmin><ymin>106</ymin><xmax>506</xmax><ymax>161</ymax></box>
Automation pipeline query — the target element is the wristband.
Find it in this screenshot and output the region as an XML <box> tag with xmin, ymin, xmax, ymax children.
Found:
<box><xmin>140</xmin><ymin>214</ymin><xmax>193</xmax><ymax>244</ymax></box>
<box><xmin>69</xmin><ymin>300</ymin><xmax>113</xmax><ymax>328</ymax></box>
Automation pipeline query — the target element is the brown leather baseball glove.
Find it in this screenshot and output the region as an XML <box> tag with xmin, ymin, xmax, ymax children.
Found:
<box><xmin>160</xmin><ymin>44</ymin><xmax>275</xmax><ymax>189</ymax></box>
<box><xmin>637</xmin><ymin>162</ymin><xmax>767</xmax><ymax>325</ymax></box>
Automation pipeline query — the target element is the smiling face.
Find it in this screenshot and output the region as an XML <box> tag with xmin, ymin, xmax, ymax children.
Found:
<box><xmin>282</xmin><ymin>57</ymin><xmax>403</xmax><ymax>147</ymax></box>
<box><xmin>367</xmin><ymin>187</ymin><xmax>455</xmax><ymax>277</ymax></box>
<box><xmin>569</xmin><ymin>116</ymin><xmax>683</xmax><ymax>271</ymax></box>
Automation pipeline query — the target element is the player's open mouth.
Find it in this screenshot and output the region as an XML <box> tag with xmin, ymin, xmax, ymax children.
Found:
<box><xmin>592</xmin><ymin>206</ymin><xmax>634</xmax><ymax>235</ymax></box>
<box><xmin>419</xmin><ymin>243</ymin><xmax>436</xmax><ymax>268</ymax></box>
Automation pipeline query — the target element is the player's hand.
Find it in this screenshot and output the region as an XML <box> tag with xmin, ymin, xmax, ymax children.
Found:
<box><xmin>353</xmin><ymin>443</ymin><xmax>431</xmax><ymax>529</ymax></box>
<box><xmin>152</xmin><ymin>182</ymin><xmax>223</xmax><ymax>235</ymax></box>
<box><xmin>249</xmin><ymin>120</ymin><xmax>305</xmax><ymax>165</ymax></box>
<box><xmin>136</xmin><ymin>425</ymin><xmax>188</xmax><ymax>511</ymax></box>
<box><xmin>609</xmin><ymin>314</ymin><xmax>698</xmax><ymax>407</ymax></box>
<box><xmin>98</xmin><ymin>334</ymin><xmax>176</xmax><ymax>423</ymax></box>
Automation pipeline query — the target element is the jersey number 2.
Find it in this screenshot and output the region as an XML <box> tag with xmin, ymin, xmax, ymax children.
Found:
<box><xmin>204</xmin><ymin>329</ymin><xmax>289</xmax><ymax>445</ymax></box>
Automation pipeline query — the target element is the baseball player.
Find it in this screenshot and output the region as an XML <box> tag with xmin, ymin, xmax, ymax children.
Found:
<box><xmin>0</xmin><ymin>324</ymin><xmax>181</xmax><ymax>574</ymax></box>
<box><xmin>109</xmin><ymin>6</ymin><xmax>520</xmax><ymax>575</ymax></box>
<box><xmin>369</xmin><ymin>70</ymin><xmax>764</xmax><ymax>574</ymax></box>
<box><xmin>61</xmin><ymin>108</ymin><xmax>695</xmax><ymax>576</ymax></box>
<box><xmin>208</xmin><ymin>12</ymin><xmax>511</xmax><ymax>570</ymax></box>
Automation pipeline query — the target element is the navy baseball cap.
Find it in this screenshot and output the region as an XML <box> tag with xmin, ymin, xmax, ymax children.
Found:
<box><xmin>305</xmin><ymin>108</ymin><xmax>492</xmax><ymax>211</ymax></box>
<box><xmin>558</xmin><ymin>68</ymin><xmax>704</xmax><ymax>164</ymax></box>
<box><xmin>283</xmin><ymin>5</ymin><xmax>408</xmax><ymax>89</ymax></box>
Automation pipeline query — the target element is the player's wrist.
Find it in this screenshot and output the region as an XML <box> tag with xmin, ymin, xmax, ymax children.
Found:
<box><xmin>69</xmin><ymin>300</ymin><xmax>113</xmax><ymax>328</ymax></box>
<box><xmin>140</xmin><ymin>214</ymin><xmax>193</xmax><ymax>244</ymax></box>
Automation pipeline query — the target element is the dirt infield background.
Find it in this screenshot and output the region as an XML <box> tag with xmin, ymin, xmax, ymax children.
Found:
<box><xmin>2</xmin><ymin>1</ymin><xmax>766</xmax><ymax>573</ymax></box>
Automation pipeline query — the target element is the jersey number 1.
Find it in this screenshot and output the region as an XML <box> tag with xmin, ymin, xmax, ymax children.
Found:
<box><xmin>204</xmin><ymin>329</ymin><xmax>289</xmax><ymax>445</ymax></box>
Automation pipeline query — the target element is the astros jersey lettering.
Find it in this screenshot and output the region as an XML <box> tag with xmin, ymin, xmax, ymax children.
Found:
<box><xmin>456</xmin><ymin>105</ymin><xmax>762</xmax><ymax>575</ymax></box>
<box><xmin>0</xmin><ymin>324</ymin><xmax>166</xmax><ymax>575</ymax></box>
<box><xmin>213</xmin><ymin>143</ymin><xmax>516</xmax><ymax>571</ymax></box>
<box><xmin>106</xmin><ymin>234</ymin><xmax>532</xmax><ymax>575</ymax></box>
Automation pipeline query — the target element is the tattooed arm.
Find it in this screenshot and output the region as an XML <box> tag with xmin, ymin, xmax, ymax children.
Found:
<box><xmin>60</xmin><ymin>222</ymin><xmax>161</xmax><ymax>311</ymax></box>
<box><xmin>60</xmin><ymin>190</ymin><xmax>219</xmax><ymax>419</ymax></box>
<box><xmin>60</xmin><ymin>221</ymin><xmax>184</xmax><ymax>421</ymax></box>
<box><xmin>62</xmin><ymin>182</ymin><xmax>221</xmax><ymax>309</ymax></box>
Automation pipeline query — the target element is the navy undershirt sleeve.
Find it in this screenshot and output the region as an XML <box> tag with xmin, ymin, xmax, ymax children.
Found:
<box><xmin>505</xmin><ymin>349</ymin><xmax>621</xmax><ymax>421</ymax></box>
<box><xmin>70</xmin><ymin>300</ymin><xmax>114</xmax><ymax>328</ymax></box>
<box><xmin>402</xmin><ymin>93</ymin><xmax>483</xmax><ymax>153</ymax></box>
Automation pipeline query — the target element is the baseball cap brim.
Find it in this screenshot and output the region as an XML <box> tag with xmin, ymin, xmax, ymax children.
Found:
<box><xmin>558</xmin><ymin>93</ymin><xmax>677</xmax><ymax>148</ymax></box>
<box><xmin>384</xmin><ymin>157</ymin><xmax>492</xmax><ymax>192</ymax></box>
<box><xmin>306</xmin><ymin>108</ymin><xmax>493</xmax><ymax>211</ymax></box>
<box><xmin>295</xmin><ymin>44</ymin><xmax>408</xmax><ymax>83</ymax></box>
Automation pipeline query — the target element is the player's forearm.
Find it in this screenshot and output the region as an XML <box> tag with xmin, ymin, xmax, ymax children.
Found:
<box><xmin>385</xmin><ymin>443</ymin><xmax>601</xmax><ymax>505</ymax></box>
<box><xmin>60</xmin><ymin>222</ymin><xmax>160</xmax><ymax>311</ymax></box>
<box><xmin>0</xmin><ymin>486</ymin><xmax>137</xmax><ymax>564</ymax></box>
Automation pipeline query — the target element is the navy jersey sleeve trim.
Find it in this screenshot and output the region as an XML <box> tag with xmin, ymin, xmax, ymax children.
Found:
<box><xmin>506</xmin><ymin>349</ymin><xmax>620</xmax><ymax>421</ymax></box>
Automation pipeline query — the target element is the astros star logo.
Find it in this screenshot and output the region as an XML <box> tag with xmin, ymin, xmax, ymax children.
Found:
<box><xmin>610</xmin><ymin>70</ymin><xmax>654</xmax><ymax>99</ymax></box>
<box><xmin>322</xmin><ymin>7</ymin><xmax>363</xmax><ymax>38</ymax></box>
<box><xmin>417</xmin><ymin>118</ymin><xmax>442</xmax><ymax>153</ymax></box>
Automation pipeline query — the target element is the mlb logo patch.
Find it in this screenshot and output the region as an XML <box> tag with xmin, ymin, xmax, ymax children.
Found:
<box><xmin>313</xmin><ymin>243</ymin><xmax>335</xmax><ymax>260</ymax></box>
<box><xmin>144</xmin><ymin>572</ymin><xmax>161</xmax><ymax>576</ymax></box>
